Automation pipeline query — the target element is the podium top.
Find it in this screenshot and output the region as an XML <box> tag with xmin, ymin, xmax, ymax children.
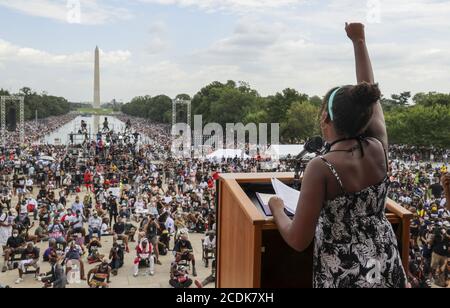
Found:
<box><xmin>219</xmin><ymin>172</ymin><xmax>295</xmax><ymax>183</ymax></box>
<box><xmin>218</xmin><ymin>172</ymin><xmax>295</xmax><ymax>229</ymax></box>
<box><xmin>218</xmin><ymin>172</ymin><xmax>412</xmax><ymax>230</ymax></box>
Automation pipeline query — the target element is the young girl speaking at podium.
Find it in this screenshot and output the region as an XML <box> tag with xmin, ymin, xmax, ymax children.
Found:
<box><xmin>269</xmin><ymin>23</ymin><xmax>407</xmax><ymax>288</ymax></box>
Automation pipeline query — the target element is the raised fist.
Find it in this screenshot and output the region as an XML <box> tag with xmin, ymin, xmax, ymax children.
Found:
<box><xmin>345</xmin><ymin>22</ymin><xmax>366</xmax><ymax>42</ymax></box>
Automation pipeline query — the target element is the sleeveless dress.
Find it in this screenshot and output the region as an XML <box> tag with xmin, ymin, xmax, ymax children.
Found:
<box><xmin>313</xmin><ymin>157</ymin><xmax>407</xmax><ymax>288</ymax></box>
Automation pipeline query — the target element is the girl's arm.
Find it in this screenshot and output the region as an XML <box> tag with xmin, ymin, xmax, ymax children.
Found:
<box><xmin>346</xmin><ymin>22</ymin><xmax>388</xmax><ymax>150</ymax></box>
<box><xmin>269</xmin><ymin>158</ymin><xmax>326</xmax><ymax>252</ymax></box>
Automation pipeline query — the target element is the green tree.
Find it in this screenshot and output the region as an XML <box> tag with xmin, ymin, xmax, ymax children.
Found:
<box><xmin>386</xmin><ymin>104</ymin><xmax>450</xmax><ymax>147</ymax></box>
<box><xmin>281</xmin><ymin>101</ymin><xmax>320</xmax><ymax>143</ymax></box>
<box><xmin>266</xmin><ymin>88</ymin><xmax>309</xmax><ymax>124</ymax></box>
<box><xmin>413</xmin><ymin>92</ymin><xmax>450</xmax><ymax>107</ymax></box>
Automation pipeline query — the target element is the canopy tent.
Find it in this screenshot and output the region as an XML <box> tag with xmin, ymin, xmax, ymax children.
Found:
<box><xmin>39</xmin><ymin>155</ymin><xmax>55</xmax><ymax>162</ymax></box>
<box><xmin>265</xmin><ymin>144</ymin><xmax>315</xmax><ymax>160</ymax></box>
<box><xmin>206</xmin><ymin>149</ymin><xmax>250</xmax><ymax>160</ymax></box>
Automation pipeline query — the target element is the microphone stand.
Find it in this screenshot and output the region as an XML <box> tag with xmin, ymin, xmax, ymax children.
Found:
<box><xmin>293</xmin><ymin>159</ymin><xmax>302</xmax><ymax>191</ymax></box>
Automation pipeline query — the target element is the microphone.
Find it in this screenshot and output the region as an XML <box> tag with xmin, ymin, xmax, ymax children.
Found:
<box><xmin>295</xmin><ymin>136</ymin><xmax>324</xmax><ymax>160</ymax></box>
<box><xmin>292</xmin><ymin>136</ymin><xmax>324</xmax><ymax>190</ymax></box>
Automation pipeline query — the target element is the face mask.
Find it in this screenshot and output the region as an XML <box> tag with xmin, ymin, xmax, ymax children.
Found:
<box><xmin>12</xmin><ymin>234</ymin><xmax>18</xmax><ymax>238</ymax></box>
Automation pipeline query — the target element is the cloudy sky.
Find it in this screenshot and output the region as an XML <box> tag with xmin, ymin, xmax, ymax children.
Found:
<box><xmin>0</xmin><ymin>0</ymin><xmax>449</xmax><ymax>103</ymax></box>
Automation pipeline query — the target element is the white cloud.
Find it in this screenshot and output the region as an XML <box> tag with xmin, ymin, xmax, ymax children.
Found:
<box><xmin>0</xmin><ymin>39</ymin><xmax>131</xmax><ymax>67</ymax></box>
<box><xmin>0</xmin><ymin>0</ymin><xmax>132</xmax><ymax>25</ymax></box>
<box><xmin>147</xmin><ymin>21</ymin><xmax>170</xmax><ymax>54</ymax></box>
<box><xmin>139</xmin><ymin>0</ymin><xmax>302</xmax><ymax>13</ymax></box>
<box><xmin>2</xmin><ymin>0</ymin><xmax>450</xmax><ymax>102</ymax></box>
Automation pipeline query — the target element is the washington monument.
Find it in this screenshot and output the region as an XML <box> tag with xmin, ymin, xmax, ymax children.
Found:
<box><xmin>93</xmin><ymin>46</ymin><xmax>100</xmax><ymax>109</ymax></box>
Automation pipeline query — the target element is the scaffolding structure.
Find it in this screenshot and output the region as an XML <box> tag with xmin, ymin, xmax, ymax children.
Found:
<box><xmin>0</xmin><ymin>96</ymin><xmax>25</xmax><ymax>146</ymax></box>
<box><xmin>172</xmin><ymin>98</ymin><xmax>191</xmax><ymax>136</ymax></box>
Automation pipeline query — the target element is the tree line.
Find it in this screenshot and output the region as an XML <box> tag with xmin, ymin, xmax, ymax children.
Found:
<box><xmin>122</xmin><ymin>81</ymin><xmax>450</xmax><ymax>147</ymax></box>
<box><xmin>0</xmin><ymin>87</ymin><xmax>72</xmax><ymax>121</ymax></box>
<box><xmin>122</xmin><ymin>80</ymin><xmax>450</xmax><ymax>147</ymax></box>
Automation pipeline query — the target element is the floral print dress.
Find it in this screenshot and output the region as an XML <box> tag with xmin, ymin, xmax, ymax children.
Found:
<box><xmin>313</xmin><ymin>157</ymin><xmax>407</xmax><ymax>288</ymax></box>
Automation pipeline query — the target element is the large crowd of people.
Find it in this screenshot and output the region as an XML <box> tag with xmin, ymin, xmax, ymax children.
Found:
<box><xmin>1</xmin><ymin>115</ymin><xmax>219</xmax><ymax>288</ymax></box>
<box><xmin>387</xmin><ymin>159</ymin><xmax>449</xmax><ymax>287</ymax></box>
<box><xmin>0</xmin><ymin>114</ymin><xmax>448</xmax><ymax>288</ymax></box>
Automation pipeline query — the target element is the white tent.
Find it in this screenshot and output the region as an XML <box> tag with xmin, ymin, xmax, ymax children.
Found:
<box><xmin>206</xmin><ymin>149</ymin><xmax>250</xmax><ymax>160</ymax></box>
<box><xmin>265</xmin><ymin>144</ymin><xmax>315</xmax><ymax>160</ymax></box>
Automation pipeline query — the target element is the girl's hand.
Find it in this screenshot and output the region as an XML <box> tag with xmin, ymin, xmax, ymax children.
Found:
<box><xmin>269</xmin><ymin>196</ymin><xmax>285</xmax><ymax>214</ymax></box>
<box><xmin>345</xmin><ymin>22</ymin><xmax>366</xmax><ymax>42</ymax></box>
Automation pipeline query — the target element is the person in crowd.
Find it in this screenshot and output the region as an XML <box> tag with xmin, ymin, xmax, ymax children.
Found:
<box><xmin>41</xmin><ymin>250</ymin><xmax>67</xmax><ymax>289</ymax></box>
<box><xmin>109</xmin><ymin>241</ymin><xmax>124</xmax><ymax>276</ymax></box>
<box><xmin>34</xmin><ymin>220</ymin><xmax>49</xmax><ymax>242</ymax></box>
<box><xmin>87</xmin><ymin>258</ymin><xmax>111</xmax><ymax>288</ymax></box>
<box><xmin>2</xmin><ymin>229</ymin><xmax>26</xmax><ymax>272</ymax></box>
<box><xmin>48</xmin><ymin>217</ymin><xmax>66</xmax><ymax>247</ymax></box>
<box><xmin>88</xmin><ymin>211</ymin><xmax>102</xmax><ymax>241</ymax></box>
<box><xmin>174</xmin><ymin>233</ymin><xmax>197</xmax><ymax>277</ymax></box>
<box><xmin>15</xmin><ymin>242</ymin><xmax>40</xmax><ymax>284</ymax></box>
<box><xmin>64</xmin><ymin>240</ymin><xmax>86</xmax><ymax>280</ymax></box>
<box><xmin>113</xmin><ymin>217</ymin><xmax>130</xmax><ymax>253</ymax></box>
<box><xmin>0</xmin><ymin>206</ymin><xmax>13</xmax><ymax>255</ymax></box>
<box><xmin>144</xmin><ymin>215</ymin><xmax>162</xmax><ymax>265</ymax></box>
<box><xmin>133</xmin><ymin>238</ymin><xmax>155</xmax><ymax>277</ymax></box>
<box><xmin>203</xmin><ymin>231</ymin><xmax>216</xmax><ymax>267</ymax></box>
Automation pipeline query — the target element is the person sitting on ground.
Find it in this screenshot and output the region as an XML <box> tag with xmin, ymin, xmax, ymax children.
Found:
<box><xmin>195</xmin><ymin>259</ymin><xmax>216</xmax><ymax>289</ymax></box>
<box><xmin>15</xmin><ymin>242</ymin><xmax>40</xmax><ymax>284</ymax></box>
<box><xmin>2</xmin><ymin>229</ymin><xmax>26</xmax><ymax>272</ymax></box>
<box><xmin>159</xmin><ymin>224</ymin><xmax>170</xmax><ymax>254</ymax></box>
<box><xmin>87</xmin><ymin>236</ymin><xmax>103</xmax><ymax>264</ymax></box>
<box><xmin>133</xmin><ymin>238</ymin><xmax>155</xmax><ymax>277</ymax></box>
<box><xmin>71</xmin><ymin>195</ymin><xmax>84</xmax><ymax>216</ymax></box>
<box><xmin>43</xmin><ymin>238</ymin><xmax>57</xmax><ymax>262</ymax></box>
<box><xmin>174</xmin><ymin>233</ymin><xmax>197</xmax><ymax>277</ymax></box>
<box><xmin>169</xmin><ymin>261</ymin><xmax>193</xmax><ymax>288</ymax></box>
<box><xmin>64</xmin><ymin>240</ymin><xmax>86</xmax><ymax>280</ymax></box>
<box><xmin>109</xmin><ymin>241</ymin><xmax>124</xmax><ymax>276</ymax></box>
<box><xmin>203</xmin><ymin>231</ymin><xmax>216</xmax><ymax>267</ymax></box>
<box><xmin>48</xmin><ymin>217</ymin><xmax>66</xmax><ymax>247</ymax></box>
<box><xmin>125</xmin><ymin>221</ymin><xmax>137</xmax><ymax>243</ymax></box>
<box><xmin>40</xmin><ymin>251</ymin><xmax>67</xmax><ymax>289</ymax></box>
<box><xmin>34</xmin><ymin>220</ymin><xmax>49</xmax><ymax>243</ymax></box>
<box><xmin>101</xmin><ymin>217</ymin><xmax>112</xmax><ymax>236</ymax></box>
<box><xmin>87</xmin><ymin>258</ymin><xmax>111</xmax><ymax>288</ymax></box>
<box><xmin>88</xmin><ymin>212</ymin><xmax>102</xmax><ymax>241</ymax></box>
<box><xmin>13</xmin><ymin>213</ymin><xmax>37</xmax><ymax>244</ymax></box>
<box><xmin>113</xmin><ymin>217</ymin><xmax>130</xmax><ymax>253</ymax></box>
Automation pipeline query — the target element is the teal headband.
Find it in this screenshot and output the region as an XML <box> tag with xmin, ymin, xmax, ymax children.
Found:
<box><xmin>328</xmin><ymin>87</ymin><xmax>341</xmax><ymax>121</ymax></box>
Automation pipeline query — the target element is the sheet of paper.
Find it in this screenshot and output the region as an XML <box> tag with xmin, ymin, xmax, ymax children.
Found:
<box><xmin>271</xmin><ymin>178</ymin><xmax>300</xmax><ymax>215</ymax></box>
<box><xmin>256</xmin><ymin>192</ymin><xmax>276</xmax><ymax>216</ymax></box>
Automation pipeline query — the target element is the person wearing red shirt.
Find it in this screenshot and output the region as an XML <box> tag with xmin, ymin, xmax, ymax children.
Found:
<box><xmin>84</xmin><ymin>170</ymin><xmax>92</xmax><ymax>193</ymax></box>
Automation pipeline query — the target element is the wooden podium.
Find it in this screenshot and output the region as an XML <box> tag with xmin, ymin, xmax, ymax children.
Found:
<box><xmin>216</xmin><ymin>173</ymin><xmax>413</xmax><ymax>288</ymax></box>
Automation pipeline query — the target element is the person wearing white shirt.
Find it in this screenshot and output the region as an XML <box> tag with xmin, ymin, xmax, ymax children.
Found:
<box><xmin>101</xmin><ymin>218</ymin><xmax>111</xmax><ymax>236</ymax></box>
<box><xmin>26</xmin><ymin>178</ymin><xmax>34</xmax><ymax>193</ymax></box>
<box><xmin>71</xmin><ymin>196</ymin><xmax>84</xmax><ymax>214</ymax></box>
<box><xmin>0</xmin><ymin>208</ymin><xmax>13</xmax><ymax>249</ymax></box>
<box><xmin>165</xmin><ymin>215</ymin><xmax>175</xmax><ymax>234</ymax></box>
<box><xmin>163</xmin><ymin>193</ymin><xmax>172</xmax><ymax>204</ymax></box>
<box><xmin>203</xmin><ymin>232</ymin><xmax>216</xmax><ymax>250</ymax></box>
<box><xmin>88</xmin><ymin>213</ymin><xmax>103</xmax><ymax>240</ymax></box>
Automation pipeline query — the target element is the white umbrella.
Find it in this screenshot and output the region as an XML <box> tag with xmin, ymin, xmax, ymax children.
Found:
<box><xmin>39</xmin><ymin>156</ymin><xmax>55</xmax><ymax>162</ymax></box>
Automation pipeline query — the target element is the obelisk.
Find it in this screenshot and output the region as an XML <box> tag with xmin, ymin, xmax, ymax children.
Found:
<box><xmin>93</xmin><ymin>46</ymin><xmax>100</xmax><ymax>109</ymax></box>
